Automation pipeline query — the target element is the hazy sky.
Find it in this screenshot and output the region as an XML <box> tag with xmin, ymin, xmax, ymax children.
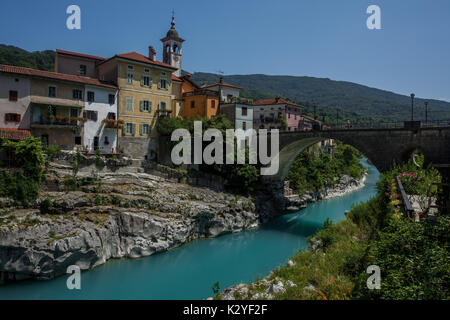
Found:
<box><xmin>1</xmin><ymin>0</ymin><xmax>449</xmax><ymax>101</ymax></box>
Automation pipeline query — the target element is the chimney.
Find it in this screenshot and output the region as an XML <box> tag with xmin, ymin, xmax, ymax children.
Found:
<box><xmin>148</xmin><ymin>46</ymin><xmax>156</xmax><ymax>61</ymax></box>
<box><xmin>275</xmin><ymin>96</ymin><xmax>280</xmax><ymax>103</ymax></box>
<box><xmin>219</xmin><ymin>77</ymin><xmax>224</xmax><ymax>84</ymax></box>
<box><xmin>185</xmin><ymin>73</ymin><xmax>191</xmax><ymax>79</ymax></box>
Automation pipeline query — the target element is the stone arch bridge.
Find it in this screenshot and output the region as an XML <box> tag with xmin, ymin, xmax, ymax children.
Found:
<box><xmin>263</xmin><ymin>127</ymin><xmax>450</xmax><ymax>181</ymax></box>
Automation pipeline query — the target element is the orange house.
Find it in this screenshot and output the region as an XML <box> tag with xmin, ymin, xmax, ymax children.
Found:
<box><xmin>183</xmin><ymin>89</ymin><xmax>220</xmax><ymax>119</ymax></box>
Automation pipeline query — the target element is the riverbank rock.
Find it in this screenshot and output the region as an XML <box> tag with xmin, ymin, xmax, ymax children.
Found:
<box><xmin>266</xmin><ymin>281</ymin><xmax>286</xmax><ymax>295</ymax></box>
<box><xmin>0</xmin><ymin>161</ymin><xmax>281</xmax><ymax>283</ymax></box>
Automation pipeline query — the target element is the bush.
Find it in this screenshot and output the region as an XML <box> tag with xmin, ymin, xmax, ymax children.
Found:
<box><xmin>44</xmin><ymin>145</ymin><xmax>61</xmax><ymax>160</ymax></box>
<box><xmin>0</xmin><ymin>137</ymin><xmax>44</xmax><ymax>205</ymax></box>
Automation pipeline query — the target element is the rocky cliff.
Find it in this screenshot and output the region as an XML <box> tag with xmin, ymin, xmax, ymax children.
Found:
<box><xmin>0</xmin><ymin>161</ymin><xmax>278</xmax><ymax>283</ymax></box>
<box><xmin>284</xmin><ymin>174</ymin><xmax>367</xmax><ymax>212</ymax></box>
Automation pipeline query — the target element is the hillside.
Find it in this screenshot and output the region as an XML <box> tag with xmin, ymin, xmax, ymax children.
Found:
<box><xmin>0</xmin><ymin>44</ymin><xmax>54</xmax><ymax>72</ymax></box>
<box><xmin>191</xmin><ymin>73</ymin><xmax>450</xmax><ymax>125</ymax></box>
<box><xmin>1</xmin><ymin>44</ymin><xmax>449</xmax><ymax>125</ymax></box>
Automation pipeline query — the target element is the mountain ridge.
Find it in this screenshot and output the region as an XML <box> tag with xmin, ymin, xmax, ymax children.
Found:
<box><xmin>1</xmin><ymin>44</ymin><xmax>449</xmax><ymax>124</ymax></box>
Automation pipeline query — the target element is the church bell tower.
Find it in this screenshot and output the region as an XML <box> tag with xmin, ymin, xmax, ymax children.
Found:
<box><xmin>161</xmin><ymin>14</ymin><xmax>184</xmax><ymax>77</ymax></box>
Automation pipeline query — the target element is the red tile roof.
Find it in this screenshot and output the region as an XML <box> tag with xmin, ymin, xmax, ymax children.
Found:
<box><xmin>0</xmin><ymin>128</ymin><xmax>31</xmax><ymax>141</ymax></box>
<box><xmin>56</xmin><ymin>49</ymin><xmax>106</xmax><ymax>61</ymax></box>
<box><xmin>115</xmin><ymin>52</ymin><xmax>177</xmax><ymax>70</ymax></box>
<box><xmin>253</xmin><ymin>98</ymin><xmax>301</xmax><ymax>107</ymax></box>
<box><xmin>0</xmin><ymin>64</ymin><xmax>117</xmax><ymax>89</ymax></box>
<box><xmin>171</xmin><ymin>74</ymin><xmax>183</xmax><ymax>82</ymax></box>
<box><xmin>201</xmin><ymin>82</ymin><xmax>242</xmax><ymax>90</ymax></box>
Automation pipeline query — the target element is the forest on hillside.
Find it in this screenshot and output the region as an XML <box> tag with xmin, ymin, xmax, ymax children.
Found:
<box><xmin>1</xmin><ymin>44</ymin><xmax>449</xmax><ymax>125</ymax></box>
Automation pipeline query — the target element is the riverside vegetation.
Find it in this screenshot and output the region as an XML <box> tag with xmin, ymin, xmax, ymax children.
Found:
<box><xmin>0</xmin><ymin>132</ymin><xmax>370</xmax><ymax>284</ymax></box>
<box><xmin>217</xmin><ymin>159</ymin><xmax>449</xmax><ymax>300</ymax></box>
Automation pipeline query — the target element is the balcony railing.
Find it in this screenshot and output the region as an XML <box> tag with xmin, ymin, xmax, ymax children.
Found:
<box><xmin>156</xmin><ymin>108</ymin><xmax>172</xmax><ymax>117</ymax></box>
<box><xmin>224</xmin><ymin>96</ymin><xmax>253</xmax><ymax>105</ymax></box>
<box><xmin>183</xmin><ymin>89</ymin><xmax>219</xmax><ymax>98</ymax></box>
<box><xmin>102</xmin><ymin>118</ymin><xmax>124</xmax><ymax>128</ymax></box>
<box><xmin>254</xmin><ymin>117</ymin><xmax>282</xmax><ymax>124</ymax></box>
<box><xmin>31</xmin><ymin>116</ymin><xmax>86</xmax><ymax>127</ymax></box>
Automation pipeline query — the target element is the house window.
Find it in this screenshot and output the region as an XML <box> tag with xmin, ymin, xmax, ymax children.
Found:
<box><xmin>127</xmin><ymin>72</ymin><xmax>134</xmax><ymax>84</ymax></box>
<box><xmin>141</xmin><ymin>75</ymin><xmax>152</xmax><ymax>87</ymax></box>
<box><xmin>242</xmin><ymin>107</ymin><xmax>248</xmax><ymax>116</ymax></box>
<box><xmin>288</xmin><ymin>113</ymin><xmax>291</xmax><ymax>119</ymax></box>
<box><xmin>87</xmin><ymin>91</ymin><xmax>95</xmax><ymax>102</ymax></box>
<box><xmin>160</xmin><ymin>101</ymin><xmax>167</xmax><ymax>110</ymax></box>
<box><xmin>125</xmin><ymin>97</ymin><xmax>134</xmax><ymax>111</ymax></box>
<box><xmin>80</xmin><ymin>65</ymin><xmax>87</xmax><ymax>76</ymax></box>
<box><xmin>144</xmin><ymin>68</ymin><xmax>150</xmax><ymax>73</ymax></box>
<box><xmin>48</xmin><ymin>86</ymin><xmax>56</xmax><ymax>97</ymax></box>
<box><xmin>9</xmin><ymin>90</ymin><xmax>18</xmax><ymax>101</ymax></box>
<box><xmin>242</xmin><ymin>121</ymin><xmax>246</xmax><ymax>130</ymax></box>
<box><xmin>125</xmin><ymin>122</ymin><xmax>135</xmax><ymax>135</ymax></box>
<box><xmin>107</xmin><ymin>112</ymin><xmax>116</xmax><ymax>120</ymax></box>
<box><xmin>73</xmin><ymin>89</ymin><xmax>83</xmax><ymax>100</ymax></box>
<box><xmin>141</xmin><ymin>123</ymin><xmax>150</xmax><ymax>136</ymax></box>
<box><xmin>108</xmin><ymin>94</ymin><xmax>115</xmax><ymax>105</ymax></box>
<box><xmin>70</xmin><ymin>108</ymin><xmax>79</xmax><ymax>118</ymax></box>
<box><xmin>140</xmin><ymin>100</ymin><xmax>151</xmax><ymax>112</ymax></box>
<box><xmin>104</xmin><ymin>136</ymin><xmax>109</xmax><ymax>145</ymax></box>
<box><xmin>191</xmin><ymin>101</ymin><xmax>195</xmax><ymax>108</ymax></box>
<box><xmin>161</xmin><ymin>72</ymin><xmax>167</xmax><ymax>76</ymax></box>
<box><xmin>83</xmin><ymin>110</ymin><xmax>98</xmax><ymax>122</ymax></box>
<box><xmin>211</xmin><ymin>100</ymin><xmax>216</xmax><ymax>108</ymax></box>
<box><xmin>159</xmin><ymin>78</ymin><xmax>168</xmax><ymax>90</ymax></box>
<box><xmin>5</xmin><ymin>113</ymin><xmax>21</xmax><ymax>122</ymax></box>
<box><xmin>74</xmin><ymin>136</ymin><xmax>81</xmax><ymax>145</ymax></box>
<box><xmin>127</xmin><ymin>65</ymin><xmax>134</xmax><ymax>70</ymax></box>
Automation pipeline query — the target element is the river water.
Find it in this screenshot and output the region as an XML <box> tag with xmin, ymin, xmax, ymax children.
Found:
<box><xmin>0</xmin><ymin>160</ymin><xmax>379</xmax><ymax>300</ymax></box>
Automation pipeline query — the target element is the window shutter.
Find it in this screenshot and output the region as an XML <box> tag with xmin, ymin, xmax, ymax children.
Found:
<box><xmin>132</xmin><ymin>123</ymin><xmax>136</xmax><ymax>135</ymax></box>
<box><xmin>157</xmin><ymin>80</ymin><xmax>161</xmax><ymax>89</ymax></box>
<box><xmin>140</xmin><ymin>100</ymin><xmax>143</xmax><ymax>112</ymax></box>
<box><xmin>140</xmin><ymin>76</ymin><xmax>144</xmax><ymax>87</ymax></box>
<box><xmin>83</xmin><ymin>111</ymin><xmax>87</xmax><ymax>118</ymax></box>
<box><xmin>139</xmin><ymin>123</ymin><xmax>143</xmax><ymax>136</ymax></box>
<box><xmin>149</xmin><ymin>101</ymin><xmax>152</xmax><ymax>113</ymax></box>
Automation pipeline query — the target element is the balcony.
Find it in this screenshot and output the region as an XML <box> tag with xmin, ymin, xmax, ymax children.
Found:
<box><xmin>31</xmin><ymin>115</ymin><xmax>86</xmax><ymax>128</ymax></box>
<box><xmin>224</xmin><ymin>96</ymin><xmax>253</xmax><ymax>105</ymax></box>
<box><xmin>102</xmin><ymin>118</ymin><xmax>124</xmax><ymax>129</ymax></box>
<box><xmin>183</xmin><ymin>89</ymin><xmax>219</xmax><ymax>98</ymax></box>
<box><xmin>156</xmin><ymin>108</ymin><xmax>172</xmax><ymax>117</ymax></box>
<box><xmin>254</xmin><ymin>117</ymin><xmax>282</xmax><ymax>124</ymax></box>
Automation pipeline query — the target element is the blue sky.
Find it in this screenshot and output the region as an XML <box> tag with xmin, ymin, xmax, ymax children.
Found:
<box><xmin>1</xmin><ymin>0</ymin><xmax>449</xmax><ymax>101</ymax></box>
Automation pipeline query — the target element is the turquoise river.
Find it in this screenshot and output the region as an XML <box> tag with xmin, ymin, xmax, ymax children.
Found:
<box><xmin>0</xmin><ymin>160</ymin><xmax>379</xmax><ymax>299</ymax></box>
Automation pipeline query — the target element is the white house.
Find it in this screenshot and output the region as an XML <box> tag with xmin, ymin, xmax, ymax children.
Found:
<box><xmin>201</xmin><ymin>77</ymin><xmax>241</xmax><ymax>103</ymax></box>
<box><xmin>83</xmin><ymin>85</ymin><xmax>118</xmax><ymax>153</ymax></box>
<box><xmin>0</xmin><ymin>68</ymin><xmax>31</xmax><ymax>131</ymax></box>
<box><xmin>220</xmin><ymin>103</ymin><xmax>254</xmax><ymax>130</ymax></box>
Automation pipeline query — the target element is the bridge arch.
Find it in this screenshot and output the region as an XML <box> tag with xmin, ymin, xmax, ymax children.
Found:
<box><xmin>263</xmin><ymin>128</ymin><xmax>450</xmax><ymax>182</ymax></box>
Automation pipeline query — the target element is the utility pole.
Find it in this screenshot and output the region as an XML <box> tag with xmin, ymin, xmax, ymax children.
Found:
<box><xmin>410</xmin><ymin>93</ymin><xmax>415</xmax><ymax>121</ymax></box>
<box><xmin>336</xmin><ymin>108</ymin><xmax>340</xmax><ymax>127</ymax></box>
<box><xmin>424</xmin><ymin>101</ymin><xmax>428</xmax><ymax>124</ymax></box>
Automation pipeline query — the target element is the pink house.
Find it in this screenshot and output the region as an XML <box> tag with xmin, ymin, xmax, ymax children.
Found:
<box><xmin>253</xmin><ymin>97</ymin><xmax>303</xmax><ymax>131</ymax></box>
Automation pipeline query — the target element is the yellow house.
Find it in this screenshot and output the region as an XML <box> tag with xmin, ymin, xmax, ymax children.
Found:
<box><xmin>97</xmin><ymin>51</ymin><xmax>178</xmax><ymax>158</ymax></box>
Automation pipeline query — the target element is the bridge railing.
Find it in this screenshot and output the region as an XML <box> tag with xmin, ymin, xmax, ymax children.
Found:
<box><xmin>396</xmin><ymin>176</ymin><xmax>415</xmax><ymax>218</ymax></box>
<box><xmin>328</xmin><ymin>119</ymin><xmax>450</xmax><ymax>130</ymax></box>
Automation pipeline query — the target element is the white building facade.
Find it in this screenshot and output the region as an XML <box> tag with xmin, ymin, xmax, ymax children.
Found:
<box><xmin>83</xmin><ymin>85</ymin><xmax>118</xmax><ymax>153</ymax></box>
<box><xmin>0</xmin><ymin>72</ymin><xmax>31</xmax><ymax>130</ymax></box>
